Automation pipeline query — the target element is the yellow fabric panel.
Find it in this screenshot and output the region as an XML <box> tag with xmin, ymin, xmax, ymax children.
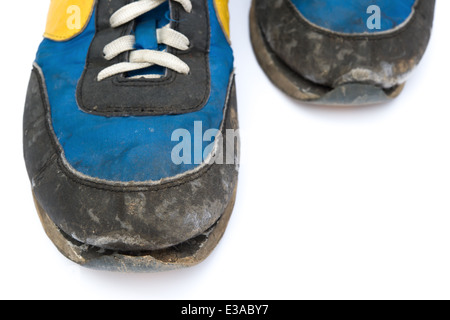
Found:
<box><xmin>214</xmin><ymin>0</ymin><xmax>231</xmax><ymax>41</ymax></box>
<box><xmin>44</xmin><ymin>0</ymin><xmax>95</xmax><ymax>41</ymax></box>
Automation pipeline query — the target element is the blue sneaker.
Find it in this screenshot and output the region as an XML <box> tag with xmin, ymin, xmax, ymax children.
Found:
<box><xmin>23</xmin><ymin>0</ymin><xmax>239</xmax><ymax>272</ymax></box>
<box><xmin>250</xmin><ymin>0</ymin><xmax>436</xmax><ymax>105</ymax></box>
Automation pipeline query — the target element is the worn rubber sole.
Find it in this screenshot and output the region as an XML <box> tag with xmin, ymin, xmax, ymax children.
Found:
<box><xmin>249</xmin><ymin>0</ymin><xmax>405</xmax><ymax>106</ymax></box>
<box><xmin>33</xmin><ymin>185</ymin><xmax>237</xmax><ymax>272</ymax></box>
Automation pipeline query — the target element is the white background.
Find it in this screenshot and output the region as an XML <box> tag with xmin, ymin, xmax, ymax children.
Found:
<box><xmin>1</xmin><ymin>0</ymin><xmax>449</xmax><ymax>300</ymax></box>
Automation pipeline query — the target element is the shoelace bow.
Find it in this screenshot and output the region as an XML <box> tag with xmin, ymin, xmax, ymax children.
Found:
<box><xmin>98</xmin><ymin>0</ymin><xmax>192</xmax><ymax>81</ymax></box>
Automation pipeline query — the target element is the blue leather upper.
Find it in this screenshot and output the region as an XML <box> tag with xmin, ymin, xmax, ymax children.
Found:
<box><xmin>35</xmin><ymin>0</ymin><xmax>233</xmax><ymax>182</ymax></box>
<box><xmin>291</xmin><ymin>0</ymin><xmax>416</xmax><ymax>34</ymax></box>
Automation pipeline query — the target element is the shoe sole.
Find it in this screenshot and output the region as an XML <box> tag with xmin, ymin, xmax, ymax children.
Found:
<box><xmin>249</xmin><ymin>0</ymin><xmax>405</xmax><ymax>106</ymax></box>
<box><xmin>33</xmin><ymin>185</ymin><xmax>237</xmax><ymax>272</ymax></box>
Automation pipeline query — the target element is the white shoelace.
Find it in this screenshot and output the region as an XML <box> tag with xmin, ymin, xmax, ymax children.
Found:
<box><xmin>98</xmin><ymin>0</ymin><xmax>192</xmax><ymax>81</ymax></box>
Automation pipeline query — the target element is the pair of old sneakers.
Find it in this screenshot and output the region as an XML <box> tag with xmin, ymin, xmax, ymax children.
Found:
<box><xmin>24</xmin><ymin>0</ymin><xmax>435</xmax><ymax>271</ymax></box>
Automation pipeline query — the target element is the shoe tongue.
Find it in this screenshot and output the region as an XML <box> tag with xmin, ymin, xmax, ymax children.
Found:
<box><xmin>129</xmin><ymin>2</ymin><xmax>171</xmax><ymax>77</ymax></box>
<box><xmin>134</xmin><ymin>13</ymin><xmax>159</xmax><ymax>50</ymax></box>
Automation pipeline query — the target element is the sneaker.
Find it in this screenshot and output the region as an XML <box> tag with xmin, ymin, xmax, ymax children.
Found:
<box><xmin>250</xmin><ymin>0</ymin><xmax>436</xmax><ymax>105</ymax></box>
<box><xmin>23</xmin><ymin>0</ymin><xmax>239</xmax><ymax>272</ymax></box>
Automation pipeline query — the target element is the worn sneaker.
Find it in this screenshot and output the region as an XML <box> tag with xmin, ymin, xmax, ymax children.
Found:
<box><xmin>250</xmin><ymin>0</ymin><xmax>436</xmax><ymax>105</ymax></box>
<box><xmin>23</xmin><ymin>0</ymin><xmax>239</xmax><ymax>272</ymax></box>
